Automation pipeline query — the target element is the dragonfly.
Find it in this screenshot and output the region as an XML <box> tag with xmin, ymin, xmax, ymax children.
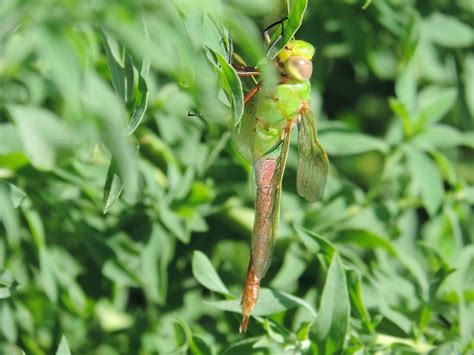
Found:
<box><xmin>232</xmin><ymin>31</ymin><xmax>329</xmax><ymax>333</ymax></box>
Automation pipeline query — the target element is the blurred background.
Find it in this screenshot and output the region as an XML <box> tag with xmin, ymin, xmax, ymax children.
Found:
<box><xmin>0</xmin><ymin>0</ymin><xmax>473</xmax><ymax>354</ymax></box>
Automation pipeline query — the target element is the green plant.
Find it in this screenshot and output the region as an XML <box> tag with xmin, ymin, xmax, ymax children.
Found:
<box><xmin>0</xmin><ymin>0</ymin><xmax>472</xmax><ymax>354</ymax></box>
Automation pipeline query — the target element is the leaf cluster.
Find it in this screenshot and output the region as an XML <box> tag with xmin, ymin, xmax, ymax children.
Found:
<box><xmin>0</xmin><ymin>0</ymin><xmax>472</xmax><ymax>354</ymax></box>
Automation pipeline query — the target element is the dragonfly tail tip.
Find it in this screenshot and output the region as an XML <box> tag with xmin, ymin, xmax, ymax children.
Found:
<box><xmin>239</xmin><ymin>316</ymin><xmax>250</xmax><ymax>333</ymax></box>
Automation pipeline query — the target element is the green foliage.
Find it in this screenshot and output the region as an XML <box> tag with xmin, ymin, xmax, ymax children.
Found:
<box><xmin>0</xmin><ymin>0</ymin><xmax>473</xmax><ymax>354</ymax></box>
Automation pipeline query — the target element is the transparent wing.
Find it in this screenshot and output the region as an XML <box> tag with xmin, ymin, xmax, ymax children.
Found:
<box><xmin>231</xmin><ymin>102</ymin><xmax>255</xmax><ymax>163</ymax></box>
<box><xmin>251</xmin><ymin>130</ymin><xmax>291</xmax><ymax>279</ymax></box>
<box><xmin>297</xmin><ymin>108</ymin><xmax>329</xmax><ymax>202</ymax></box>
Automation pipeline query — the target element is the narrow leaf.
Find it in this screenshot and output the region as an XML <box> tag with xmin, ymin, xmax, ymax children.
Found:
<box><xmin>207</xmin><ymin>48</ymin><xmax>244</xmax><ymax>125</ymax></box>
<box><xmin>314</xmin><ymin>254</ymin><xmax>350</xmax><ymax>354</ymax></box>
<box><xmin>102</xmin><ymin>159</ymin><xmax>124</xmax><ymax>214</ymax></box>
<box><xmin>140</xmin><ymin>224</ymin><xmax>174</xmax><ymax>304</ymax></box>
<box><xmin>347</xmin><ymin>269</ymin><xmax>373</xmax><ymax>332</ymax></box>
<box><xmin>404</xmin><ymin>144</ymin><xmax>444</xmax><ymax>216</ymax></box>
<box><xmin>267</xmin><ymin>0</ymin><xmax>308</xmax><ymax>59</ymax></box>
<box><xmin>124</xmin><ymin>64</ymin><xmax>149</xmax><ymax>135</ymax></box>
<box><xmin>396</xmin><ymin>62</ymin><xmax>416</xmax><ymax>114</ymax></box>
<box><xmin>124</xmin><ymin>52</ymin><xmax>135</xmax><ymax>103</ymax></box>
<box><xmin>101</xmin><ymin>29</ymin><xmax>126</xmax><ymax>99</ymax></box>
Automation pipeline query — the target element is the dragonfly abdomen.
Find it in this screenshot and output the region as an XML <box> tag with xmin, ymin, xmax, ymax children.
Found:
<box><xmin>251</xmin><ymin>158</ymin><xmax>280</xmax><ymax>279</ymax></box>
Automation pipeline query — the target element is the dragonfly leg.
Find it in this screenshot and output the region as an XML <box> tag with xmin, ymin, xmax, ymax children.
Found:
<box><xmin>240</xmin><ymin>259</ymin><xmax>261</xmax><ymax>333</ymax></box>
<box><xmin>234</xmin><ymin>65</ymin><xmax>261</xmax><ymax>77</ymax></box>
<box><xmin>244</xmin><ymin>84</ymin><xmax>261</xmax><ymax>105</ymax></box>
<box><xmin>298</xmin><ymin>102</ymin><xmax>311</xmax><ymax>114</ymax></box>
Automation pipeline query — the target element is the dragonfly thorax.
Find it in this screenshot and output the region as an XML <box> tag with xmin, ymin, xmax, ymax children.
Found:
<box><xmin>251</xmin><ymin>80</ymin><xmax>311</xmax><ymax>158</ymax></box>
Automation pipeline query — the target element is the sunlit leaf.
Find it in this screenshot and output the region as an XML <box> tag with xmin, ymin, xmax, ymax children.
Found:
<box><xmin>417</xmin><ymin>86</ymin><xmax>457</xmax><ymax>126</ymax></box>
<box><xmin>55</xmin><ymin>335</ymin><xmax>72</xmax><ymax>355</ymax></box>
<box><xmin>205</xmin><ymin>288</ymin><xmax>316</xmax><ymax>317</ymax></box>
<box><xmin>314</xmin><ymin>254</ymin><xmax>350</xmax><ymax>354</ymax></box>
<box><xmin>424</xmin><ymin>13</ymin><xmax>473</xmax><ymax>48</ymax></box>
<box><xmin>192</xmin><ymin>251</ymin><xmax>231</xmax><ymax>296</ymax></box>
<box><xmin>412</xmin><ymin>124</ymin><xmax>464</xmax><ymax>150</ymax></box>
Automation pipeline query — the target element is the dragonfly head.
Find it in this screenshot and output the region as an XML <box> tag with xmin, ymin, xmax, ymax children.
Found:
<box><xmin>278</xmin><ymin>40</ymin><xmax>315</xmax><ymax>82</ymax></box>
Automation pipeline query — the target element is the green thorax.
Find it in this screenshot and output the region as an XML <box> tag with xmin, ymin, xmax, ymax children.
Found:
<box><xmin>252</xmin><ymin>80</ymin><xmax>311</xmax><ymax>159</ymax></box>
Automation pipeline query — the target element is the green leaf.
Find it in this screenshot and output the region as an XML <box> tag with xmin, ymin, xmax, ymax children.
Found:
<box><xmin>96</xmin><ymin>300</ymin><xmax>134</xmax><ymax>332</ymax></box>
<box><xmin>34</xmin><ymin>28</ymin><xmax>81</xmax><ymax>102</ymax></box>
<box><xmin>464</xmin><ymin>54</ymin><xmax>474</xmax><ymax>117</ymax></box>
<box><xmin>205</xmin><ymin>288</ymin><xmax>316</xmax><ymax>317</ymax></box>
<box><xmin>206</xmin><ymin>48</ymin><xmax>244</xmax><ymax>125</ymax></box>
<box><xmin>39</xmin><ymin>247</ymin><xmax>58</xmax><ymax>302</ymax></box>
<box><xmin>412</xmin><ymin>124</ymin><xmax>464</xmax><ymax>150</ymax></box>
<box><xmin>0</xmin><ymin>181</ymin><xmax>21</xmax><ymax>245</ymax></box>
<box><xmin>404</xmin><ymin>144</ymin><xmax>444</xmax><ymax>216</ymax></box>
<box><xmin>430</xmin><ymin>150</ymin><xmax>456</xmax><ymax>185</ymax></box>
<box><xmin>192</xmin><ymin>251</ymin><xmax>230</xmax><ymax>296</ymax></box>
<box><xmin>389</xmin><ymin>97</ymin><xmax>414</xmax><ymax>135</ymax></box>
<box><xmin>424</xmin><ymin>13</ymin><xmax>473</xmax><ymax>48</ymax></box>
<box><xmin>1</xmin><ymin>302</ymin><xmax>17</xmax><ymax>342</ymax></box>
<box><xmin>124</xmin><ymin>52</ymin><xmax>135</xmax><ymax>103</ymax></box>
<box><xmin>270</xmin><ymin>244</ymin><xmax>307</xmax><ymax>291</ymax></box>
<box><xmin>140</xmin><ymin>224</ymin><xmax>174</xmax><ymax>304</ymax></box>
<box><xmin>101</xmin><ymin>29</ymin><xmax>126</xmax><ymax>99</ymax></box>
<box><xmin>8</xmin><ymin>184</ymin><xmax>26</xmax><ymax>208</ymax></box>
<box><xmin>319</xmin><ymin>130</ymin><xmax>388</xmax><ymax>155</ymax></box>
<box><xmin>8</xmin><ymin>105</ymin><xmax>77</xmax><ymax>170</ymax></box>
<box><xmin>102</xmin><ymin>159</ymin><xmax>124</xmax><ymax>214</ymax></box>
<box><xmin>396</xmin><ymin>62</ymin><xmax>416</xmax><ymax>114</ymax></box>
<box><xmin>314</xmin><ymin>253</ymin><xmax>350</xmax><ymax>354</ymax></box>
<box><xmin>159</xmin><ymin>200</ymin><xmax>189</xmax><ymax>243</ymax></box>
<box><xmin>462</xmin><ymin>131</ymin><xmax>474</xmax><ymax>149</ymax></box>
<box><xmin>22</xmin><ymin>204</ymin><xmax>46</xmax><ymax>249</ymax></box>
<box><xmin>335</xmin><ymin>229</ymin><xmax>397</xmax><ymax>255</ymax></box>
<box><xmin>55</xmin><ymin>335</ymin><xmax>72</xmax><ymax>355</ymax></box>
<box><xmin>0</xmin><ymin>269</ymin><xmax>19</xmax><ymax>299</ymax></box>
<box><xmin>295</xmin><ymin>226</ymin><xmax>336</xmax><ymax>264</ymax></box>
<box><xmin>417</xmin><ymin>86</ymin><xmax>457</xmax><ymax>126</ymax></box>
<box><xmin>267</xmin><ymin>0</ymin><xmax>308</xmax><ymax>59</ymax></box>
<box><xmin>402</xmin><ymin>11</ymin><xmax>421</xmax><ymax>62</ymax></box>
<box><xmin>124</xmin><ymin>65</ymin><xmax>149</xmax><ymax>135</ymax></box>
<box><xmin>83</xmin><ymin>72</ymin><xmax>139</xmax><ymax>200</ymax></box>
<box><xmin>0</xmin><ymin>123</ymin><xmax>29</xmax><ymax>170</ymax></box>
<box><xmin>346</xmin><ymin>269</ymin><xmax>373</xmax><ymax>332</ymax></box>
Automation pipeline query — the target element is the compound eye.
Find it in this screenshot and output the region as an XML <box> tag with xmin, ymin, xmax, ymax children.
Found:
<box><xmin>287</xmin><ymin>56</ymin><xmax>313</xmax><ymax>81</ymax></box>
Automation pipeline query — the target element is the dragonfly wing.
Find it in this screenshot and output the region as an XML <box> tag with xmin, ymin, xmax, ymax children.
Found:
<box><xmin>251</xmin><ymin>130</ymin><xmax>291</xmax><ymax>279</ymax></box>
<box><xmin>297</xmin><ymin>108</ymin><xmax>329</xmax><ymax>202</ymax></box>
<box><xmin>231</xmin><ymin>102</ymin><xmax>256</xmax><ymax>163</ymax></box>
